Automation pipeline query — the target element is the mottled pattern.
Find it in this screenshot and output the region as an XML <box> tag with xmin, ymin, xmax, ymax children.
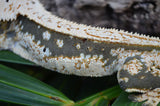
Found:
<box><xmin>0</xmin><ymin>0</ymin><xmax>160</xmax><ymax>106</ymax></box>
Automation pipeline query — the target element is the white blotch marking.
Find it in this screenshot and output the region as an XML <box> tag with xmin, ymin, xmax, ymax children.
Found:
<box><xmin>38</xmin><ymin>25</ymin><xmax>41</xmax><ymax>29</ymax></box>
<box><xmin>119</xmin><ymin>77</ymin><xmax>129</xmax><ymax>83</ymax></box>
<box><xmin>125</xmin><ymin>88</ymin><xmax>147</xmax><ymax>93</ymax></box>
<box><xmin>69</xmin><ymin>36</ymin><xmax>73</xmax><ymax>39</ymax></box>
<box><xmin>19</xmin><ymin>21</ymin><xmax>22</xmax><ymax>25</ymax></box>
<box><xmin>20</xmin><ymin>25</ymin><xmax>24</xmax><ymax>30</ymax></box>
<box><xmin>99</xmin><ymin>55</ymin><xmax>103</xmax><ymax>59</ymax></box>
<box><xmin>42</xmin><ymin>31</ymin><xmax>51</xmax><ymax>41</ymax></box>
<box><xmin>43</xmin><ymin>47</ymin><xmax>51</xmax><ymax>57</ymax></box>
<box><xmin>93</xmin><ymin>55</ymin><xmax>98</xmax><ymax>59</ymax></box>
<box><xmin>76</xmin><ymin>43</ymin><xmax>81</xmax><ymax>50</ymax></box>
<box><xmin>86</xmin><ymin>55</ymin><xmax>91</xmax><ymax>59</ymax></box>
<box><xmin>37</xmin><ymin>40</ymin><xmax>41</xmax><ymax>45</ymax></box>
<box><xmin>80</xmin><ymin>53</ymin><xmax>85</xmax><ymax>59</ymax></box>
<box><xmin>56</xmin><ymin>39</ymin><xmax>64</xmax><ymax>48</ymax></box>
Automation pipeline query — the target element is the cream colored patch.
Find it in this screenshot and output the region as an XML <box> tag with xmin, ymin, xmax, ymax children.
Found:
<box><xmin>42</xmin><ymin>31</ymin><xmax>51</xmax><ymax>41</ymax></box>
<box><xmin>125</xmin><ymin>88</ymin><xmax>147</xmax><ymax>93</ymax></box>
<box><xmin>56</xmin><ymin>39</ymin><xmax>64</xmax><ymax>48</ymax></box>
<box><xmin>139</xmin><ymin>76</ymin><xmax>145</xmax><ymax>79</ymax></box>
<box><xmin>119</xmin><ymin>77</ymin><xmax>129</xmax><ymax>83</ymax></box>
<box><xmin>76</xmin><ymin>43</ymin><xmax>81</xmax><ymax>50</ymax></box>
<box><xmin>123</xmin><ymin>58</ymin><xmax>143</xmax><ymax>76</ymax></box>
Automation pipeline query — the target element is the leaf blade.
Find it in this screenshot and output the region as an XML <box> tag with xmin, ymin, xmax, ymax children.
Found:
<box><xmin>74</xmin><ymin>85</ymin><xmax>122</xmax><ymax>106</ymax></box>
<box><xmin>112</xmin><ymin>91</ymin><xmax>144</xmax><ymax>106</ymax></box>
<box><xmin>0</xmin><ymin>50</ymin><xmax>34</xmax><ymax>65</ymax></box>
<box><xmin>0</xmin><ymin>64</ymin><xmax>74</xmax><ymax>106</ymax></box>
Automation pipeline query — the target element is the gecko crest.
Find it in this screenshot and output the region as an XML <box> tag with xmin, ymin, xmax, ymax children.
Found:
<box><xmin>1</xmin><ymin>0</ymin><xmax>160</xmax><ymax>47</ymax></box>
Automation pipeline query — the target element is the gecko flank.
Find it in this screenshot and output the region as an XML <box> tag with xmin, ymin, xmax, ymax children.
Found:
<box><xmin>0</xmin><ymin>0</ymin><xmax>160</xmax><ymax>105</ymax></box>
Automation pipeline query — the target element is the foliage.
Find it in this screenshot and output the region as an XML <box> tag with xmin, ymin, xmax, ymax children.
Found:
<box><xmin>0</xmin><ymin>50</ymin><xmax>148</xmax><ymax>106</ymax></box>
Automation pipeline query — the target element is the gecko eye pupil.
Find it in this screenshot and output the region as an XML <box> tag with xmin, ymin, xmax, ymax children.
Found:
<box><xmin>6</xmin><ymin>0</ymin><xmax>9</xmax><ymax>2</ymax></box>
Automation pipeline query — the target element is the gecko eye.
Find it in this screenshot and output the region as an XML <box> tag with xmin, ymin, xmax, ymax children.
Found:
<box><xmin>6</xmin><ymin>0</ymin><xmax>9</xmax><ymax>2</ymax></box>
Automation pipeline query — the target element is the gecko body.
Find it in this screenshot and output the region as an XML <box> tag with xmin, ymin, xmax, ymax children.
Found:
<box><xmin>0</xmin><ymin>0</ymin><xmax>160</xmax><ymax>105</ymax></box>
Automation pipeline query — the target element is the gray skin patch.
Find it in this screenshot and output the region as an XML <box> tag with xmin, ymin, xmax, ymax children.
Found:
<box><xmin>118</xmin><ymin>55</ymin><xmax>160</xmax><ymax>91</ymax></box>
<box><xmin>6</xmin><ymin>31</ymin><xmax>16</xmax><ymax>38</ymax></box>
<box><xmin>0</xmin><ymin>25</ymin><xmax>3</xmax><ymax>34</ymax></box>
<box><xmin>17</xmin><ymin>16</ymin><xmax>160</xmax><ymax>66</ymax></box>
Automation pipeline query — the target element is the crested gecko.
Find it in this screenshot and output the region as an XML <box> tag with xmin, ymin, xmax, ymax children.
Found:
<box><xmin>0</xmin><ymin>0</ymin><xmax>160</xmax><ymax>105</ymax></box>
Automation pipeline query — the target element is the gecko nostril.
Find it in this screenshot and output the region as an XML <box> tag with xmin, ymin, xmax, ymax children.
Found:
<box><xmin>6</xmin><ymin>0</ymin><xmax>9</xmax><ymax>2</ymax></box>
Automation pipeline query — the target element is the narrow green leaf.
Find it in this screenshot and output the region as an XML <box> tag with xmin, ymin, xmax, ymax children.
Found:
<box><xmin>74</xmin><ymin>85</ymin><xmax>122</xmax><ymax>106</ymax></box>
<box><xmin>0</xmin><ymin>50</ymin><xmax>34</xmax><ymax>65</ymax></box>
<box><xmin>0</xmin><ymin>64</ymin><xmax>74</xmax><ymax>106</ymax></box>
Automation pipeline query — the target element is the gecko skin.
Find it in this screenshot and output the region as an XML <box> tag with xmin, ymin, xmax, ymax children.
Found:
<box><xmin>0</xmin><ymin>0</ymin><xmax>160</xmax><ymax>105</ymax></box>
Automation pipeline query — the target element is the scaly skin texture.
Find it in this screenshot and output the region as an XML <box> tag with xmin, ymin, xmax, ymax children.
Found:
<box><xmin>0</xmin><ymin>0</ymin><xmax>160</xmax><ymax>105</ymax></box>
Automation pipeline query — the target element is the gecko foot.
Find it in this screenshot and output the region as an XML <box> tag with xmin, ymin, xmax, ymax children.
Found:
<box><xmin>128</xmin><ymin>88</ymin><xmax>160</xmax><ymax>106</ymax></box>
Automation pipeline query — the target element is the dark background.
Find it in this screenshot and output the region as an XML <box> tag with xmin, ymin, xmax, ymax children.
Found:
<box><xmin>40</xmin><ymin>0</ymin><xmax>160</xmax><ymax>37</ymax></box>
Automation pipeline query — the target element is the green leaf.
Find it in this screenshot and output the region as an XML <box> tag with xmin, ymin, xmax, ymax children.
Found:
<box><xmin>0</xmin><ymin>64</ymin><xmax>74</xmax><ymax>106</ymax></box>
<box><xmin>112</xmin><ymin>91</ymin><xmax>144</xmax><ymax>106</ymax></box>
<box><xmin>0</xmin><ymin>50</ymin><xmax>34</xmax><ymax>65</ymax></box>
<box><xmin>74</xmin><ymin>85</ymin><xmax>122</xmax><ymax>106</ymax></box>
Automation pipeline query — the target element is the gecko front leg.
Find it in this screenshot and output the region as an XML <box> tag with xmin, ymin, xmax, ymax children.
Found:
<box><xmin>117</xmin><ymin>54</ymin><xmax>160</xmax><ymax>106</ymax></box>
